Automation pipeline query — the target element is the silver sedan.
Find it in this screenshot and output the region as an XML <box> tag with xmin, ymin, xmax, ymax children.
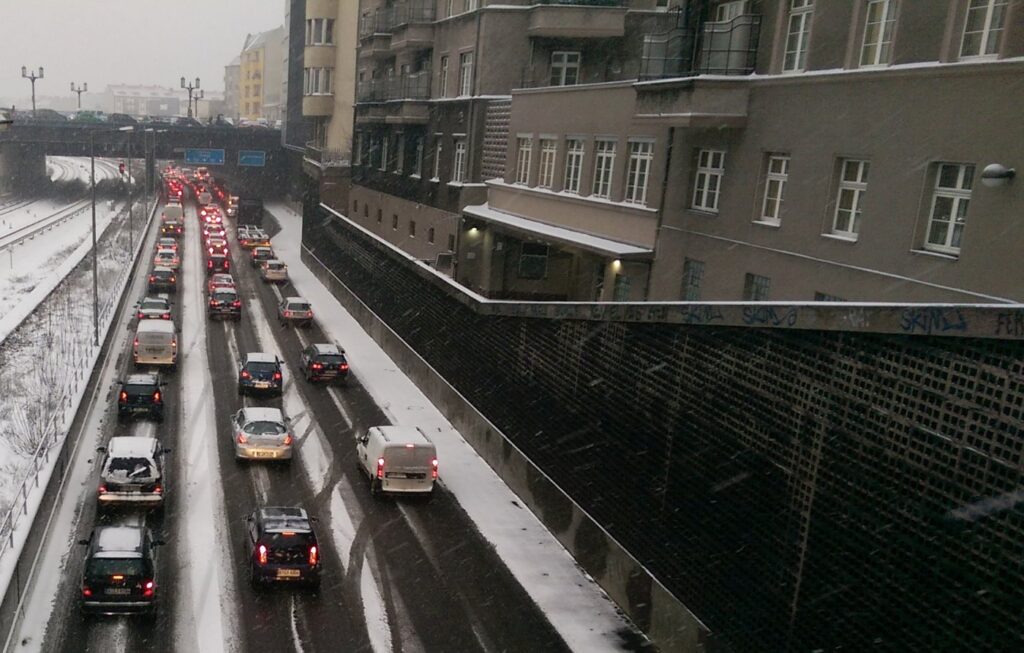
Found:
<box><xmin>231</xmin><ymin>407</ymin><xmax>293</xmax><ymax>462</ymax></box>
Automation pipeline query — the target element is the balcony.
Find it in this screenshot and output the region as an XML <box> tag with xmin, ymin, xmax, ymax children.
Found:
<box><xmin>633</xmin><ymin>77</ymin><xmax>749</xmax><ymax>128</ymax></box>
<box><xmin>356</xmin><ymin>70</ymin><xmax>432</xmax><ymax>124</ymax></box>
<box><xmin>527</xmin><ymin>0</ymin><xmax>627</xmax><ymax>39</ymax></box>
<box><xmin>640</xmin><ymin>14</ymin><xmax>761</xmax><ymax>79</ymax></box>
<box><xmin>389</xmin><ymin>2</ymin><xmax>436</xmax><ymax>53</ymax></box>
<box><xmin>302</xmin><ymin>95</ymin><xmax>333</xmax><ymax>117</ymax></box>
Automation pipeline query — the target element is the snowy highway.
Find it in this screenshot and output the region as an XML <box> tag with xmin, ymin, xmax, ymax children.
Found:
<box><xmin>6</xmin><ymin>190</ymin><xmax>638</xmax><ymax>652</ymax></box>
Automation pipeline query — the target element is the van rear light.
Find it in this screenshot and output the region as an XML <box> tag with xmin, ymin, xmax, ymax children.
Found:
<box><xmin>149</xmin><ymin>275</ymin><xmax>155</xmax><ymax>282</ymax></box>
<box><xmin>283</xmin><ymin>434</ymin><xmax>293</xmax><ymax>446</ymax></box>
<box><xmin>137</xmin><ymin>311</ymin><xmax>144</xmax><ymax>319</ymax></box>
<box><xmin>162</xmin><ymin>313</ymin><xmax>171</xmax><ymax>319</ymax></box>
<box><xmin>308</xmin><ymin>546</ymin><xmax>318</xmax><ymax>566</ymax></box>
<box><xmin>119</xmin><ymin>391</ymin><xmax>128</xmax><ymax>402</ymax></box>
<box><xmin>376</xmin><ymin>457</ymin><xmax>385</xmax><ymax>479</ymax></box>
<box><xmin>431</xmin><ymin>458</ymin><xmax>438</xmax><ymax>479</ymax></box>
<box><xmin>133</xmin><ymin>338</ymin><xmax>139</xmax><ymax>349</ymax></box>
<box><xmin>97</xmin><ymin>484</ymin><xmax>107</xmax><ymax>494</ymax></box>
<box><xmin>153</xmin><ymin>391</ymin><xmax>161</xmax><ymax>402</ymax></box>
<box><xmin>257</xmin><ymin>544</ymin><xmax>268</xmax><ymax>565</ymax></box>
<box><xmin>237</xmin><ymin>433</ymin><xmax>248</xmax><ymax>444</ymax></box>
<box><xmin>81</xmin><ymin>587</ymin><xmax>92</xmax><ymax>597</ymax></box>
<box><xmin>143</xmin><ymin>580</ymin><xmax>155</xmax><ymax>598</ymax></box>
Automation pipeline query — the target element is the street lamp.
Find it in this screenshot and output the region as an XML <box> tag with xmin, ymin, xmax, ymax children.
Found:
<box><xmin>193</xmin><ymin>89</ymin><xmax>205</xmax><ymax>120</ymax></box>
<box><xmin>71</xmin><ymin>82</ymin><xmax>88</xmax><ymax>109</ymax></box>
<box><xmin>118</xmin><ymin>126</ymin><xmax>134</xmax><ymax>253</ymax></box>
<box><xmin>21</xmin><ymin>66</ymin><xmax>44</xmax><ymax>117</ymax></box>
<box><xmin>180</xmin><ymin>76</ymin><xmax>200</xmax><ymax>118</ymax></box>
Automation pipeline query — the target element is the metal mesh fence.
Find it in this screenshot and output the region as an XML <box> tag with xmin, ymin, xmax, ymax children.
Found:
<box><xmin>304</xmin><ymin>206</ymin><xmax>1024</xmax><ymax>652</ymax></box>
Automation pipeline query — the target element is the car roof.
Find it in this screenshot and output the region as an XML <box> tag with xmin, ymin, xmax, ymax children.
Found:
<box><xmin>245</xmin><ymin>352</ymin><xmax>278</xmax><ymax>364</ymax></box>
<box><xmin>108</xmin><ymin>436</ymin><xmax>159</xmax><ymax>458</ymax></box>
<box><xmin>140</xmin><ymin>296</ymin><xmax>168</xmax><ymax>305</ymax></box>
<box><xmin>258</xmin><ymin>506</ymin><xmax>312</xmax><ymax>533</ymax></box>
<box><xmin>312</xmin><ymin>343</ymin><xmax>342</xmax><ymax>355</ymax></box>
<box><xmin>124</xmin><ymin>372</ymin><xmax>159</xmax><ymax>385</ymax></box>
<box><xmin>93</xmin><ymin>524</ymin><xmax>145</xmax><ymax>556</ymax></box>
<box><xmin>241</xmin><ymin>406</ymin><xmax>284</xmax><ymax>423</ymax></box>
<box><xmin>137</xmin><ymin>320</ymin><xmax>175</xmax><ymax>334</ymax></box>
<box><xmin>284</xmin><ymin>296</ymin><xmax>307</xmax><ymax>303</ymax></box>
<box><xmin>374</xmin><ymin>426</ymin><xmax>433</xmax><ymax>446</ymax></box>
<box><xmin>211</xmin><ymin>273</ymin><xmax>234</xmax><ymax>282</ymax></box>
<box><xmin>266</xmin><ymin>259</ymin><xmax>285</xmax><ymax>265</ymax></box>
<box><xmin>212</xmin><ymin>287</ymin><xmax>238</xmax><ymax>297</ymax></box>
<box><xmin>152</xmin><ymin>266</ymin><xmax>174</xmax><ymax>273</ymax></box>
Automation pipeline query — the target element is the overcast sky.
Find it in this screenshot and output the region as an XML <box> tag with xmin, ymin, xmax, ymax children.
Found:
<box><xmin>0</xmin><ymin>0</ymin><xmax>283</xmax><ymax>100</ymax></box>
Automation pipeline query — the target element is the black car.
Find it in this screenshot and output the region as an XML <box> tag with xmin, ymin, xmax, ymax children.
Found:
<box><xmin>238</xmin><ymin>352</ymin><xmax>283</xmax><ymax>396</ymax></box>
<box><xmin>207</xmin><ymin>254</ymin><xmax>230</xmax><ymax>275</ymax></box>
<box><xmin>208</xmin><ymin>288</ymin><xmax>242</xmax><ymax>321</ymax></box>
<box><xmin>299</xmin><ymin>343</ymin><xmax>350</xmax><ymax>384</ymax></box>
<box><xmin>147</xmin><ymin>267</ymin><xmax>177</xmax><ymax>293</ymax></box>
<box><xmin>117</xmin><ymin>372</ymin><xmax>165</xmax><ymax>422</ymax></box>
<box><xmin>173</xmin><ymin>116</ymin><xmax>204</xmax><ymax>128</ymax></box>
<box><xmin>159</xmin><ymin>222</ymin><xmax>183</xmax><ymax>238</ymax></box>
<box><xmin>244</xmin><ymin>507</ymin><xmax>321</xmax><ymax>588</ymax></box>
<box><xmin>79</xmin><ymin>518</ymin><xmax>163</xmax><ymax>616</ymax></box>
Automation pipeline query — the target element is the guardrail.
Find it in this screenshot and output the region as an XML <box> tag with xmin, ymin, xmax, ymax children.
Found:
<box><xmin>0</xmin><ymin>199</ymin><xmax>90</xmax><ymax>253</ymax></box>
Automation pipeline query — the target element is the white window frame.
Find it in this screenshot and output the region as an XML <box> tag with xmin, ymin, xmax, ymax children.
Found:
<box><xmin>515</xmin><ymin>136</ymin><xmax>532</xmax><ymax>185</ymax></box>
<box><xmin>715</xmin><ymin>1</ymin><xmax>746</xmax><ymax>22</ymax></box>
<box><xmin>432</xmin><ymin>137</ymin><xmax>443</xmax><ymax>181</ymax></box>
<box><xmin>379</xmin><ymin>135</ymin><xmax>389</xmax><ymax>172</ymax></box>
<box><xmin>459</xmin><ymin>51</ymin><xmax>474</xmax><ymax>97</ymax></box>
<box><xmin>550</xmin><ymin>51</ymin><xmax>581</xmax><ymax>86</ymax></box>
<box><xmin>625</xmin><ymin>140</ymin><xmax>654</xmax><ymax>205</ymax></box>
<box><xmin>783</xmin><ymin>0</ymin><xmax>814</xmax><ymax>72</ymax></box>
<box><xmin>592</xmin><ymin>139</ymin><xmax>616</xmax><ymax>199</ymax></box>
<box><xmin>831</xmin><ymin>159</ymin><xmax>870</xmax><ymax>238</ymax></box>
<box><xmin>960</xmin><ymin>0</ymin><xmax>1008</xmax><ymax>59</ymax></box>
<box><xmin>537</xmin><ymin>139</ymin><xmax>557</xmax><ymax>188</ymax></box>
<box><xmin>759</xmin><ymin>154</ymin><xmax>789</xmax><ymax>224</ymax></box>
<box><xmin>453</xmin><ymin>137</ymin><xmax>467</xmax><ymax>182</ymax></box>
<box><xmin>860</xmin><ymin>0</ymin><xmax>896</xmax><ymax>67</ymax></box>
<box><xmin>564</xmin><ymin>138</ymin><xmax>584</xmax><ymax>194</ymax></box>
<box><xmin>438</xmin><ymin>56</ymin><xmax>449</xmax><ymax>98</ymax></box>
<box><xmin>924</xmin><ymin>163</ymin><xmax>974</xmax><ymax>255</ymax></box>
<box><xmin>306</xmin><ymin>18</ymin><xmax>335</xmax><ymax>45</ymax></box>
<box><xmin>692</xmin><ymin>149</ymin><xmax>726</xmax><ymax>213</ymax></box>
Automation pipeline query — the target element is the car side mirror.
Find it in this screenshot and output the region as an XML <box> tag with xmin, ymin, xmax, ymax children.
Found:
<box><xmin>153</xmin><ymin>539</ymin><xmax>166</xmax><ymax>547</ymax></box>
<box><xmin>308</xmin><ymin>516</ymin><xmax>319</xmax><ymax>522</ymax></box>
<box><xmin>78</xmin><ymin>538</ymin><xmax>90</xmax><ymax>546</ymax></box>
<box><xmin>163</xmin><ymin>447</ymin><xmax>172</xmax><ymax>454</ymax></box>
<box><xmin>96</xmin><ymin>446</ymin><xmax>107</xmax><ymax>453</ymax></box>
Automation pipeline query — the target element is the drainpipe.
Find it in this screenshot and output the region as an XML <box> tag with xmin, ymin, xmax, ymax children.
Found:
<box><xmin>644</xmin><ymin>126</ymin><xmax>675</xmax><ymax>301</ymax></box>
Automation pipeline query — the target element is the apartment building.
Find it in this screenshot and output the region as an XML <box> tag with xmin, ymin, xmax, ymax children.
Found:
<box><xmin>224</xmin><ymin>56</ymin><xmax>241</xmax><ymax>121</ymax></box>
<box><xmin>240</xmin><ymin>27</ymin><xmax>286</xmax><ymax>122</ymax></box>
<box><xmin>453</xmin><ymin>0</ymin><xmax>1024</xmax><ymax>302</ymax></box>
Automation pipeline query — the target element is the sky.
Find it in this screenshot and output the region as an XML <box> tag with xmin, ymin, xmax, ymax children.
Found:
<box><xmin>0</xmin><ymin>0</ymin><xmax>284</xmax><ymax>102</ymax></box>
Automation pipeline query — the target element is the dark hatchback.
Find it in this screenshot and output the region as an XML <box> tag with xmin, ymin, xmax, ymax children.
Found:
<box><xmin>117</xmin><ymin>373</ymin><xmax>164</xmax><ymax>422</ymax></box>
<box><xmin>208</xmin><ymin>288</ymin><xmax>242</xmax><ymax>321</ymax></box>
<box><xmin>207</xmin><ymin>254</ymin><xmax>230</xmax><ymax>275</ymax></box>
<box><xmin>79</xmin><ymin>520</ymin><xmax>163</xmax><ymax>616</ymax></box>
<box><xmin>147</xmin><ymin>267</ymin><xmax>177</xmax><ymax>293</ymax></box>
<box><xmin>238</xmin><ymin>353</ymin><xmax>283</xmax><ymax>396</ymax></box>
<box><xmin>299</xmin><ymin>343</ymin><xmax>349</xmax><ymax>384</ymax></box>
<box><xmin>245</xmin><ymin>507</ymin><xmax>321</xmax><ymax>589</ymax></box>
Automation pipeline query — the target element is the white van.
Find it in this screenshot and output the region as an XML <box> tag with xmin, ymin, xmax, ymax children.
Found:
<box><xmin>133</xmin><ymin>320</ymin><xmax>177</xmax><ymax>370</ymax></box>
<box><xmin>356</xmin><ymin>426</ymin><xmax>437</xmax><ymax>498</ymax></box>
<box><xmin>161</xmin><ymin>204</ymin><xmax>183</xmax><ymax>224</ymax></box>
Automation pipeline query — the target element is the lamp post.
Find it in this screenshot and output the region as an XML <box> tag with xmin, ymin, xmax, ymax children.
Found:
<box><xmin>180</xmin><ymin>76</ymin><xmax>200</xmax><ymax>118</ymax></box>
<box><xmin>71</xmin><ymin>82</ymin><xmax>87</xmax><ymax>109</ymax></box>
<box><xmin>89</xmin><ymin>130</ymin><xmax>98</xmax><ymax>346</ymax></box>
<box><xmin>21</xmin><ymin>66</ymin><xmax>44</xmax><ymax>117</ymax></box>
<box><xmin>193</xmin><ymin>89</ymin><xmax>205</xmax><ymax>120</ymax></box>
<box><xmin>119</xmin><ymin>126</ymin><xmax>134</xmax><ymax>253</ymax></box>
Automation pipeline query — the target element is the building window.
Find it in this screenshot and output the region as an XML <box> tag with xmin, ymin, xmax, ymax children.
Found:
<box><xmin>744</xmin><ymin>273</ymin><xmax>771</xmax><ymax>301</ymax></box>
<box><xmin>447</xmin><ymin>0</ymin><xmax>455</xmax><ymax>17</ymax></box>
<box><xmin>518</xmin><ymin>243</ymin><xmax>548</xmax><ymax>280</ymax></box>
<box><xmin>438</xmin><ymin>56</ymin><xmax>449</xmax><ymax>97</ymax></box>
<box><xmin>306</xmin><ymin>18</ymin><xmax>335</xmax><ymax>45</ymax></box>
<box><xmin>395</xmin><ymin>133</ymin><xmax>405</xmax><ymax>173</ymax></box>
<box><xmin>925</xmin><ymin>163</ymin><xmax>974</xmax><ymax>255</ymax></box>
<box><xmin>759</xmin><ymin>154</ymin><xmax>789</xmax><ymax>224</ymax></box>
<box><xmin>961</xmin><ymin>0</ymin><xmax>1008</xmax><ymax>58</ymax></box>
<box><xmin>353</xmin><ymin>199</ymin><xmax>358</xmax><ymax>214</ymax></box>
<box><xmin>453</xmin><ymin>137</ymin><xmax>467</xmax><ymax>182</ymax></box>
<box><xmin>563</xmin><ymin>139</ymin><xmax>584</xmax><ymax>194</ymax></box>
<box><xmin>715</xmin><ymin>0</ymin><xmax>746</xmax><ymax>21</ymax></box>
<box><xmin>355</xmin><ymin>133</ymin><xmax>364</xmax><ymax>166</ymax></box>
<box><xmin>681</xmin><ymin>259</ymin><xmax>704</xmax><ymax>301</ymax></box>
<box><xmin>537</xmin><ymin>139</ymin><xmax>557</xmax><ymax>188</ymax></box>
<box><xmin>625</xmin><ymin>140</ymin><xmax>654</xmax><ymax>205</ymax></box>
<box><xmin>860</xmin><ymin>0</ymin><xmax>896</xmax><ymax>66</ymax></box>
<box><xmin>374</xmin><ymin>207</ymin><xmax>379</xmax><ymax>221</ymax></box>
<box><xmin>831</xmin><ymin>159</ymin><xmax>870</xmax><ymax>238</ymax></box>
<box><xmin>409</xmin><ymin>220</ymin><xmax>417</xmax><ymax>238</ymax></box>
<box><xmin>392</xmin><ymin>214</ymin><xmax>399</xmax><ymax>230</ymax></box>
<box><xmin>692</xmin><ymin>149</ymin><xmax>726</xmax><ymax>212</ymax></box>
<box><xmin>432</xmin><ymin>138</ymin><xmax>443</xmax><ymax>180</ymax></box>
<box><xmin>784</xmin><ymin>0</ymin><xmax>814</xmax><ymax>72</ymax></box>
<box><xmin>303</xmin><ymin>67</ymin><xmax>333</xmax><ymax>95</ymax></box>
<box><xmin>613</xmin><ymin>274</ymin><xmax>631</xmax><ymax>302</ymax></box>
<box><xmin>459</xmin><ymin>52</ymin><xmax>474</xmax><ymax>96</ymax></box>
<box><xmin>592</xmin><ymin>139</ymin><xmax>616</xmax><ymax>199</ymax></box>
<box><xmin>428</xmin><ymin>226</ymin><xmax>436</xmax><ymax>244</ymax></box>
<box><xmin>466</xmin><ymin>0</ymin><xmax>479</xmax><ymax>10</ymax></box>
<box><xmin>550</xmin><ymin>51</ymin><xmax>581</xmax><ymax>86</ymax></box>
<box><xmin>515</xmin><ymin>137</ymin><xmax>532</xmax><ymax>185</ymax></box>
<box><xmin>380</xmin><ymin>135</ymin><xmax>389</xmax><ymax>171</ymax></box>
<box><xmin>414</xmin><ymin>136</ymin><xmax>424</xmax><ymax>177</ymax></box>
<box><xmin>448</xmin><ymin>234</ymin><xmax>456</xmax><ymax>250</ymax></box>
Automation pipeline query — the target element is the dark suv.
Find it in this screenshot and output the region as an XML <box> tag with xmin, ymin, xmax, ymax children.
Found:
<box><xmin>79</xmin><ymin>517</ymin><xmax>163</xmax><ymax>616</ymax></box>
<box><xmin>206</xmin><ymin>254</ymin><xmax>230</xmax><ymax>275</ymax></box>
<box><xmin>238</xmin><ymin>352</ymin><xmax>283</xmax><ymax>396</ymax></box>
<box><xmin>148</xmin><ymin>267</ymin><xmax>177</xmax><ymax>293</ymax></box>
<box><xmin>299</xmin><ymin>343</ymin><xmax>350</xmax><ymax>384</ymax></box>
<box><xmin>244</xmin><ymin>507</ymin><xmax>321</xmax><ymax>588</ymax></box>
<box><xmin>117</xmin><ymin>373</ymin><xmax>165</xmax><ymax>422</ymax></box>
<box><xmin>208</xmin><ymin>288</ymin><xmax>242</xmax><ymax>321</ymax></box>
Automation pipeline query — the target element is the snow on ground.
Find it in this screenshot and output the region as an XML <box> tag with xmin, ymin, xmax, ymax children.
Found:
<box><xmin>265</xmin><ymin>202</ymin><xmax>640</xmax><ymax>651</ymax></box>
<box><xmin>46</xmin><ymin>156</ymin><xmax>122</xmax><ymax>184</ymax></box>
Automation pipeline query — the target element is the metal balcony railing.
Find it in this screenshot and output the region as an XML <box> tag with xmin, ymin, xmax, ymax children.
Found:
<box><xmin>640</xmin><ymin>14</ymin><xmax>761</xmax><ymax>79</ymax></box>
<box><xmin>361</xmin><ymin>1</ymin><xmax>436</xmax><ymax>38</ymax></box>
<box><xmin>533</xmin><ymin>0</ymin><xmax>626</xmax><ymax>5</ymax></box>
<box><xmin>358</xmin><ymin>69</ymin><xmax>432</xmax><ymax>103</ymax></box>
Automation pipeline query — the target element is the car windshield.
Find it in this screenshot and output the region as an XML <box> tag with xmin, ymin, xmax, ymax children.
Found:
<box><xmin>287</xmin><ymin>303</ymin><xmax>311</xmax><ymax>312</ymax></box>
<box><xmin>246</xmin><ymin>362</ymin><xmax>278</xmax><ymax>374</ymax></box>
<box><xmin>85</xmin><ymin>558</ymin><xmax>146</xmax><ymax>578</ymax></box>
<box><xmin>123</xmin><ymin>384</ymin><xmax>156</xmax><ymax>396</ymax></box>
<box><xmin>140</xmin><ymin>301</ymin><xmax>166</xmax><ymax>311</ymax></box>
<box><xmin>106</xmin><ymin>457</ymin><xmax>154</xmax><ymax>479</ymax></box>
<box><xmin>246</xmin><ymin>421</ymin><xmax>286</xmax><ymax>435</ymax></box>
<box><xmin>268</xmin><ymin>263</ymin><xmax>285</xmax><ymax>270</ymax></box>
<box><xmin>317</xmin><ymin>355</ymin><xmax>345</xmax><ymax>365</ymax></box>
<box><xmin>212</xmin><ymin>292</ymin><xmax>236</xmax><ymax>302</ymax></box>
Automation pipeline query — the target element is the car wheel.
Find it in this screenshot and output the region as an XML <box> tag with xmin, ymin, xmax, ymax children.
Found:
<box><xmin>370</xmin><ymin>478</ymin><xmax>383</xmax><ymax>498</ymax></box>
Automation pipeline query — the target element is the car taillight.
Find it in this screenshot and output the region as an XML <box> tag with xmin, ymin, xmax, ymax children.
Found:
<box><xmin>257</xmin><ymin>544</ymin><xmax>267</xmax><ymax>565</ymax></box>
<box><xmin>143</xmin><ymin>580</ymin><xmax>155</xmax><ymax>598</ymax></box>
<box><xmin>340</xmin><ymin>363</ymin><xmax>350</xmax><ymax>371</ymax></box>
<box><xmin>82</xmin><ymin>587</ymin><xmax>92</xmax><ymax>597</ymax></box>
<box><xmin>163</xmin><ymin>313</ymin><xmax>171</xmax><ymax>319</ymax></box>
<box><xmin>431</xmin><ymin>458</ymin><xmax>438</xmax><ymax>479</ymax></box>
<box><xmin>154</xmin><ymin>485</ymin><xmax>162</xmax><ymax>494</ymax></box>
<box><xmin>232</xmin><ymin>300</ymin><xmax>241</xmax><ymax>308</ymax></box>
<box><xmin>170</xmin><ymin>276</ymin><xmax>176</xmax><ymax>283</ymax></box>
<box><xmin>207</xmin><ymin>260</ymin><xmax>213</xmax><ymax>269</ymax></box>
<box><xmin>237</xmin><ymin>433</ymin><xmax>248</xmax><ymax>444</ymax></box>
<box><xmin>376</xmin><ymin>457</ymin><xmax>385</xmax><ymax>479</ymax></box>
<box><xmin>97</xmin><ymin>484</ymin><xmax>106</xmax><ymax>494</ymax></box>
<box><xmin>172</xmin><ymin>339</ymin><xmax>177</xmax><ymax>349</ymax></box>
<box><xmin>309</xmin><ymin>546</ymin><xmax>318</xmax><ymax>566</ymax></box>
<box><xmin>283</xmin><ymin>434</ymin><xmax>293</xmax><ymax>446</ymax></box>
<box><xmin>272</xmin><ymin>372</ymin><xmax>282</xmax><ymax>381</ymax></box>
<box><xmin>153</xmin><ymin>391</ymin><xmax>161</xmax><ymax>402</ymax></box>
<box><xmin>119</xmin><ymin>391</ymin><xmax>128</xmax><ymax>402</ymax></box>
<box><xmin>311</xmin><ymin>363</ymin><xmax>322</xmax><ymax>370</ymax></box>
<box><xmin>149</xmin><ymin>275</ymin><xmax>155</xmax><ymax>282</ymax></box>
<box><xmin>133</xmin><ymin>338</ymin><xmax>139</xmax><ymax>349</ymax></box>
<box><xmin>137</xmin><ymin>311</ymin><xmax>144</xmax><ymax>319</ymax></box>
<box><xmin>241</xmin><ymin>370</ymin><xmax>251</xmax><ymax>379</ymax></box>
<box><xmin>284</xmin><ymin>311</ymin><xmax>292</xmax><ymax>318</ymax></box>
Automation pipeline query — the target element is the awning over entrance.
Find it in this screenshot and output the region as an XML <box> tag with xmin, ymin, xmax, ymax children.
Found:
<box><xmin>463</xmin><ymin>203</ymin><xmax>653</xmax><ymax>259</ymax></box>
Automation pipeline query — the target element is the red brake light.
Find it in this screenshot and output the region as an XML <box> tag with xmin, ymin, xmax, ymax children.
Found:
<box><xmin>431</xmin><ymin>458</ymin><xmax>438</xmax><ymax>479</ymax></box>
<box><xmin>97</xmin><ymin>484</ymin><xmax>107</xmax><ymax>494</ymax></box>
<box><xmin>137</xmin><ymin>311</ymin><xmax>144</xmax><ymax>319</ymax></box>
<box><xmin>133</xmin><ymin>338</ymin><xmax>139</xmax><ymax>348</ymax></box>
<box><xmin>309</xmin><ymin>546</ymin><xmax>318</xmax><ymax>566</ymax></box>
<box><xmin>143</xmin><ymin>580</ymin><xmax>155</xmax><ymax>598</ymax></box>
<box><xmin>119</xmin><ymin>390</ymin><xmax>128</xmax><ymax>402</ymax></box>
<box><xmin>154</xmin><ymin>485</ymin><xmax>162</xmax><ymax>494</ymax></box>
<box><xmin>207</xmin><ymin>260</ymin><xmax>213</xmax><ymax>269</ymax></box>
<box><xmin>153</xmin><ymin>391</ymin><xmax>161</xmax><ymax>402</ymax></box>
<box><xmin>283</xmin><ymin>434</ymin><xmax>293</xmax><ymax>445</ymax></box>
<box><xmin>163</xmin><ymin>313</ymin><xmax>171</xmax><ymax>319</ymax></box>
<box><xmin>232</xmin><ymin>300</ymin><xmax>241</xmax><ymax>308</ymax></box>
<box><xmin>311</xmin><ymin>362</ymin><xmax>322</xmax><ymax>370</ymax></box>
<box><xmin>81</xmin><ymin>587</ymin><xmax>92</xmax><ymax>597</ymax></box>
<box><xmin>273</xmin><ymin>372</ymin><xmax>282</xmax><ymax>381</ymax></box>
<box><xmin>376</xmin><ymin>457</ymin><xmax>385</xmax><ymax>479</ymax></box>
<box><xmin>257</xmin><ymin>544</ymin><xmax>267</xmax><ymax>565</ymax></box>
<box><xmin>149</xmin><ymin>275</ymin><xmax>155</xmax><ymax>282</ymax></box>
<box><xmin>340</xmin><ymin>363</ymin><xmax>350</xmax><ymax>371</ymax></box>
<box><xmin>237</xmin><ymin>433</ymin><xmax>248</xmax><ymax>444</ymax></box>
<box><xmin>241</xmin><ymin>370</ymin><xmax>251</xmax><ymax>379</ymax></box>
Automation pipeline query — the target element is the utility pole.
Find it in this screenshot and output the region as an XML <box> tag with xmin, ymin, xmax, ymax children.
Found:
<box><xmin>21</xmin><ymin>66</ymin><xmax>44</xmax><ymax>117</ymax></box>
<box><xmin>125</xmin><ymin>129</ymin><xmax>133</xmax><ymax>252</ymax></box>
<box><xmin>71</xmin><ymin>82</ymin><xmax>87</xmax><ymax>109</ymax></box>
<box><xmin>180</xmin><ymin>76</ymin><xmax>200</xmax><ymax>118</ymax></box>
<box><xmin>89</xmin><ymin>131</ymin><xmax>98</xmax><ymax>347</ymax></box>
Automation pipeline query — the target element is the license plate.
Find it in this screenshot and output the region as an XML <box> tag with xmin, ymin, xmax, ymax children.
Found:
<box><xmin>105</xmin><ymin>588</ymin><xmax>131</xmax><ymax>595</ymax></box>
<box><xmin>276</xmin><ymin>569</ymin><xmax>301</xmax><ymax>579</ymax></box>
<box><xmin>253</xmin><ymin>450</ymin><xmax>276</xmax><ymax>458</ymax></box>
<box><xmin>254</xmin><ymin>381</ymin><xmax>270</xmax><ymax>388</ymax></box>
<box><xmin>145</xmin><ymin>347</ymin><xmax>161</xmax><ymax>354</ymax></box>
<box><xmin>386</xmin><ymin>473</ymin><xmax>407</xmax><ymax>479</ymax></box>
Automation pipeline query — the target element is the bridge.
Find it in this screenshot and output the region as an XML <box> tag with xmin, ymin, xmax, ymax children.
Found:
<box><xmin>0</xmin><ymin>122</ymin><xmax>287</xmax><ymax>196</ymax></box>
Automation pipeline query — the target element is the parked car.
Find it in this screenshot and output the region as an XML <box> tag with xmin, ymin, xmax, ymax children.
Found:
<box><xmin>107</xmin><ymin>113</ymin><xmax>138</xmax><ymax>125</ymax></box>
<box><xmin>259</xmin><ymin>260</ymin><xmax>288</xmax><ymax>284</ymax></box>
<box><xmin>208</xmin><ymin>288</ymin><xmax>242</xmax><ymax>321</ymax></box>
<box><xmin>96</xmin><ymin>436</ymin><xmax>169</xmax><ymax>510</ymax></box>
<box><xmin>78</xmin><ymin>517</ymin><xmax>163</xmax><ymax>615</ymax></box>
<box><xmin>278</xmin><ymin>297</ymin><xmax>313</xmax><ymax>328</ymax></box>
<box><xmin>243</xmin><ymin>507</ymin><xmax>320</xmax><ymax>588</ymax></box>
<box><xmin>116</xmin><ymin>372</ymin><xmax>165</xmax><ymax>422</ymax></box>
<box><xmin>238</xmin><ymin>352</ymin><xmax>284</xmax><ymax>396</ymax></box>
<box><xmin>231</xmin><ymin>407</ymin><xmax>294</xmax><ymax>462</ymax></box>
<box><xmin>355</xmin><ymin>426</ymin><xmax>438</xmax><ymax>498</ymax></box>
<box><xmin>136</xmin><ymin>296</ymin><xmax>171</xmax><ymax>321</ymax></box>
<box><xmin>299</xmin><ymin>343</ymin><xmax>349</xmax><ymax>384</ymax></box>
<box><xmin>147</xmin><ymin>267</ymin><xmax>177</xmax><ymax>293</ymax></box>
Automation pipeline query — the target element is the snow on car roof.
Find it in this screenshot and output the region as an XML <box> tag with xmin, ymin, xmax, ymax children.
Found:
<box><xmin>108</xmin><ymin>436</ymin><xmax>158</xmax><ymax>458</ymax></box>
<box><xmin>241</xmin><ymin>407</ymin><xmax>284</xmax><ymax>423</ymax></box>
<box><xmin>312</xmin><ymin>343</ymin><xmax>342</xmax><ymax>355</ymax></box>
<box><xmin>375</xmin><ymin>425</ymin><xmax>433</xmax><ymax>446</ymax></box>
<box><xmin>245</xmin><ymin>352</ymin><xmax>278</xmax><ymax>363</ymax></box>
<box><xmin>137</xmin><ymin>320</ymin><xmax>175</xmax><ymax>334</ymax></box>
<box><xmin>259</xmin><ymin>506</ymin><xmax>311</xmax><ymax>532</ymax></box>
<box><xmin>284</xmin><ymin>296</ymin><xmax>307</xmax><ymax>303</ymax></box>
<box><xmin>125</xmin><ymin>373</ymin><xmax>159</xmax><ymax>385</ymax></box>
<box><xmin>95</xmin><ymin>525</ymin><xmax>144</xmax><ymax>553</ymax></box>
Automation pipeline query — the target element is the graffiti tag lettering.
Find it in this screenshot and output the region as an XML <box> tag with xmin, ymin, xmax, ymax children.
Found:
<box><xmin>899</xmin><ymin>307</ymin><xmax>967</xmax><ymax>335</ymax></box>
<box><xmin>742</xmin><ymin>306</ymin><xmax>799</xmax><ymax>327</ymax></box>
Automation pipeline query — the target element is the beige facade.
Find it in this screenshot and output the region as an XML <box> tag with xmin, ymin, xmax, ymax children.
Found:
<box><xmin>300</xmin><ymin>0</ymin><xmax>358</xmax><ymax>158</ymax></box>
<box><xmin>239</xmin><ymin>27</ymin><xmax>285</xmax><ymax>122</ymax></box>
<box><xmin>224</xmin><ymin>57</ymin><xmax>241</xmax><ymax>121</ymax></box>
